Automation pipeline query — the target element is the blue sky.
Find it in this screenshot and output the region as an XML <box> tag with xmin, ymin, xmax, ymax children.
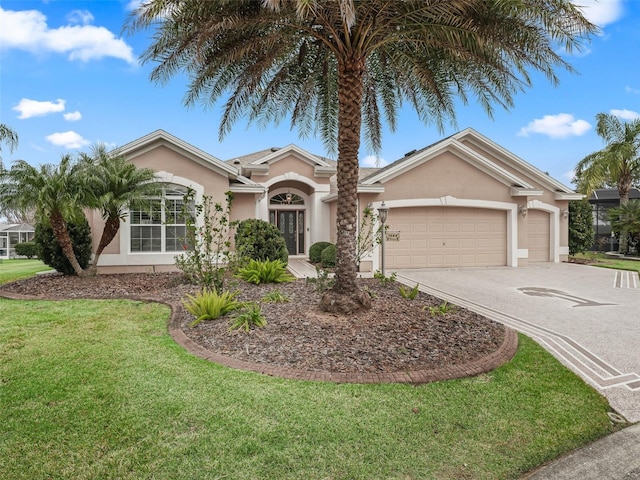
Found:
<box><xmin>1</xmin><ymin>0</ymin><xmax>639</xmax><ymax>187</ymax></box>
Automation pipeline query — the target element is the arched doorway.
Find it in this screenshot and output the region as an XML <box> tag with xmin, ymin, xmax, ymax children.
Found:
<box><xmin>269</xmin><ymin>192</ymin><xmax>306</xmax><ymax>255</ymax></box>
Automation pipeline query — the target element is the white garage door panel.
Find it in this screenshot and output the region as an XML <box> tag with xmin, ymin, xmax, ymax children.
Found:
<box><xmin>386</xmin><ymin>207</ymin><xmax>507</xmax><ymax>268</ymax></box>
<box><xmin>528</xmin><ymin>210</ymin><xmax>550</xmax><ymax>262</ymax></box>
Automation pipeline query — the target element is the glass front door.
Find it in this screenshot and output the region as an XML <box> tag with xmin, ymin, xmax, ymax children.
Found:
<box><xmin>270</xmin><ymin>209</ymin><xmax>304</xmax><ymax>255</ymax></box>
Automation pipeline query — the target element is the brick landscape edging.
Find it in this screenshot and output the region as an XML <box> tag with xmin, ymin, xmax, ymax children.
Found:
<box><xmin>0</xmin><ymin>290</ymin><xmax>519</xmax><ymax>384</ymax></box>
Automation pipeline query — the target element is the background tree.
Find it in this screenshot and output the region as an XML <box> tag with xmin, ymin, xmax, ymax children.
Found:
<box><xmin>0</xmin><ymin>124</ymin><xmax>19</xmax><ymax>167</ymax></box>
<box><xmin>568</xmin><ymin>199</ymin><xmax>594</xmax><ymax>255</ymax></box>
<box><xmin>129</xmin><ymin>0</ymin><xmax>595</xmax><ymax>313</ymax></box>
<box><xmin>79</xmin><ymin>144</ymin><xmax>161</xmax><ymax>274</ymax></box>
<box><xmin>608</xmin><ymin>200</ymin><xmax>640</xmax><ymax>253</ymax></box>
<box><xmin>575</xmin><ymin>113</ymin><xmax>640</xmax><ymax>253</ymax></box>
<box><xmin>0</xmin><ymin>156</ymin><xmax>88</xmax><ymax>276</ymax></box>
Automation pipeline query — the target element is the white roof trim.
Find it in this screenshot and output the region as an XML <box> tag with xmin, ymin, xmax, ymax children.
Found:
<box><xmin>510</xmin><ymin>187</ymin><xmax>543</xmax><ymax>197</ymax></box>
<box><xmin>249</xmin><ymin>144</ymin><xmax>335</xmax><ymax>169</ymax></box>
<box><xmin>115</xmin><ymin>130</ymin><xmax>258</xmax><ymax>185</ymax></box>
<box><xmin>554</xmin><ymin>192</ymin><xmax>585</xmax><ymax>201</ymax></box>
<box><xmin>229</xmin><ymin>184</ymin><xmax>266</xmax><ymax>194</ymax></box>
<box><xmin>453</xmin><ymin>128</ymin><xmax>576</xmax><ymax>194</ymax></box>
<box><xmin>361</xmin><ymin>137</ymin><xmax>534</xmax><ymax>190</ymax></box>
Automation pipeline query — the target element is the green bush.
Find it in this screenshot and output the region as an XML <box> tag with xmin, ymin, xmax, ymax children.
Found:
<box><xmin>236</xmin><ymin>259</ymin><xmax>295</xmax><ymax>284</ymax></box>
<box><xmin>182</xmin><ymin>289</ymin><xmax>243</xmax><ymax>327</ymax></box>
<box><xmin>569</xmin><ymin>199</ymin><xmax>594</xmax><ymax>255</ymax></box>
<box><xmin>34</xmin><ymin>218</ymin><xmax>93</xmax><ymax>275</ymax></box>
<box><xmin>235</xmin><ymin>219</ymin><xmax>288</xmax><ymax>264</ymax></box>
<box><xmin>14</xmin><ymin>242</ymin><xmax>38</xmax><ymax>259</ymax></box>
<box><xmin>309</xmin><ymin>241</ymin><xmax>333</xmax><ymax>263</ymax></box>
<box><xmin>320</xmin><ymin>244</ymin><xmax>336</xmax><ymax>268</ymax></box>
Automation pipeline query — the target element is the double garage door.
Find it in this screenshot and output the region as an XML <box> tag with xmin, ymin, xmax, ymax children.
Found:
<box><xmin>385</xmin><ymin>207</ymin><xmax>507</xmax><ymax>268</ymax></box>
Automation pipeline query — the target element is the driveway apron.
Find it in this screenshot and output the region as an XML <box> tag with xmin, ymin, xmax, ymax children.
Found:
<box><xmin>395</xmin><ymin>263</ymin><xmax>640</xmax><ymax>423</ymax></box>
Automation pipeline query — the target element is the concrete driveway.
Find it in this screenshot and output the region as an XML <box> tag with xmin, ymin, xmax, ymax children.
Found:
<box><xmin>394</xmin><ymin>263</ymin><xmax>640</xmax><ymax>423</ymax></box>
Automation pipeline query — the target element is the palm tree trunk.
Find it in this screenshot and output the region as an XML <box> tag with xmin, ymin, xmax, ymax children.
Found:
<box><xmin>320</xmin><ymin>56</ymin><xmax>372</xmax><ymax>313</ymax></box>
<box><xmin>50</xmin><ymin>211</ymin><xmax>86</xmax><ymax>276</ymax></box>
<box><xmin>86</xmin><ymin>216</ymin><xmax>120</xmax><ymax>276</ymax></box>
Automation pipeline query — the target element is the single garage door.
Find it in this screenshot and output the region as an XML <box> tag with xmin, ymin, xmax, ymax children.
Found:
<box><xmin>385</xmin><ymin>207</ymin><xmax>507</xmax><ymax>268</ymax></box>
<box><xmin>528</xmin><ymin>209</ymin><xmax>551</xmax><ymax>262</ymax></box>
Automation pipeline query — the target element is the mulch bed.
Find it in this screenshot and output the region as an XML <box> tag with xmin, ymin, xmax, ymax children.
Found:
<box><xmin>1</xmin><ymin>272</ymin><xmax>511</xmax><ymax>377</ymax></box>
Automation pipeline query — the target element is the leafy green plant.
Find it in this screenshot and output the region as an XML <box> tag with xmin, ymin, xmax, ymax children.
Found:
<box><xmin>229</xmin><ymin>303</ymin><xmax>267</xmax><ymax>332</ymax></box>
<box><xmin>356</xmin><ymin>206</ymin><xmax>385</xmax><ymax>265</ymax></box>
<box><xmin>306</xmin><ymin>266</ymin><xmax>335</xmax><ymax>293</ymax></box>
<box><xmin>569</xmin><ymin>199</ymin><xmax>595</xmax><ymax>255</ymax></box>
<box><xmin>399</xmin><ymin>284</ymin><xmax>419</xmax><ymax>300</ymax></box>
<box><xmin>261</xmin><ymin>290</ymin><xmax>291</xmax><ymax>303</ymax></box>
<box><xmin>236</xmin><ymin>259</ymin><xmax>295</xmax><ymax>284</ymax></box>
<box><xmin>320</xmin><ymin>244</ymin><xmax>336</xmax><ymax>268</ymax></box>
<box><xmin>373</xmin><ymin>270</ymin><xmax>396</xmax><ymax>285</ymax></box>
<box><xmin>235</xmin><ymin>218</ymin><xmax>288</xmax><ymax>263</ymax></box>
<box><xmin>175</xmin><ymin>189</ymin><xmax>235</xmax><ymax>293</ymax></box>
<box><xmin>14</xmin><ymin>241</ymin><xmax>38</xmax><ymax>259</ymax></box>
<box><xmin>34</xmin><ymin>217</ymin><xmax>93</xmax><ymax>275</ymax></box>
<box><xmin>425</xmin><ymin>301</ymin><xmax>456</xmax><ymax>317</ymax></box>
<box><xmin>309</xmin><ymin>241</ymin><xmax>333</xmax><ymax>263</ymax></box>
<box><xmin>182</xmin><ymin>289</ymin><xmax>243</xmax><ymax>327</ymax></box>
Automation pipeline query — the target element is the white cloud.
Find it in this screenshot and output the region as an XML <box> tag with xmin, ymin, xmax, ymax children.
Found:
<box><xmin>570</xmin><ymin>0</ymin><xmax>624</xmax><ymax>28</ymax></box>
<box><xmin>13</xmin><ymin>98</ymin><xmax>66</xmax><ymax>119</ymax></box>
<box><xmin>63</xmin><ymin>111</ymin><xmax>82</xmax><ymax>121</ymax></box>
<box><xmin>518</xmin><ymin>113</ymin><xmax>591</xmax><ymax>139</ymax></box>
<box><xmin>0</xmin><ymin>7</ymin><xmax>136</xmax><ymax>64</ymax></box>
<box><xmin>46</xmin><ymin>131</ymin><xmax>90</xmax><ymax>149</ymax></box>
<box><xmin>625</xmin><ymin>86</ymin><xmax>640</xmax><ymax>94</ymax></box>
<box><xmin>360</xmin><ymin>155</ymin><xmax>387</xmax><ymax>168</ymax></box>
<box><xmin>67</xmin><ymin>10</ymin><xmax>94</xmax><ymax>25</ymax></box>
<box><xmin>564</xmin><ymin>170</ymin><xmax>576</xmax><ymax>183</ymax></box>
<box><xmin>610</xmin><ymin>109</ymin><xmax>640</xmax><ymax>120</ymax></box>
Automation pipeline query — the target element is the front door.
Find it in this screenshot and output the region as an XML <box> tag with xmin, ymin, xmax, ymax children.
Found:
<box><xmin>271</xmin><ymin>210</ymin><xmax>305</xmax><ymax>255</ymax></box>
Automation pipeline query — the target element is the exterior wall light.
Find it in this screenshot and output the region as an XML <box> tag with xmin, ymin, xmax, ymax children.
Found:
<box><xmin>561</xmin><ymin>208</ymin><xmax>569</xmax><ymax>219</ymax></box>
<box><xmin>518</xmin><ymin>204</ymin><xmax>528</xmax><ymax>217</ymax></box>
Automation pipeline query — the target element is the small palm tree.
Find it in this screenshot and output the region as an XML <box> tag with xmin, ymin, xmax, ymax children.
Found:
<box><xmin>575</xmin><ymin>113</ymin><xmax>640</xmax><ymax>252</ymax></box>
<box><xmin>608</xmin><ymin>200</ymin><xmax>640</xmax><ymax>253</ymax></box>
<box><xmin>0</xmin><ymin>156</ymin><xmax>88</xmax><ymax>276</ymax></box>
<box><xmin>79</xmin><ymin>144</ymin><xmax>162</xmax><ymax>274</ymax></box>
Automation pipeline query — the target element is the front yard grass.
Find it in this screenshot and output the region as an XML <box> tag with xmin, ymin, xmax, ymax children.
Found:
<box><xmin>0</xmin><ymin>259</ymin><xmax>52</xmax><ymax>285</ymax></box>
<box><xmin>572</xmin><ymin>252</ymin><xmax>640</xmax><ymax>274</ymax></box>
<box><xmin>0</xmin><ymin>297</ymin><xmax>615</xmax><ymax>480</ymax></box>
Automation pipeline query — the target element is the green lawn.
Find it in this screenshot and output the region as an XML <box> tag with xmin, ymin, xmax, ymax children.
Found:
<box><xmin>0</xmin><ymin>259</ymin><xmax>52</xmax><ymax>285</ymax></box>
<box><xmin>573</xmin><ymin>252</ymin><xmax>640</xmax><ymax>274</ymax></box>
<box><xmin>0</xmin><ymin>296</ymin><xmax>615</xmax><ymax>479</ymax></box>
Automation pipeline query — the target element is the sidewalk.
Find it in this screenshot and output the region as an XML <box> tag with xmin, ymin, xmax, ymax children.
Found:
<box><xmin>522</xmin><ymin>422</ymin><xmax>640</xmax><ymax>479</ymax></box>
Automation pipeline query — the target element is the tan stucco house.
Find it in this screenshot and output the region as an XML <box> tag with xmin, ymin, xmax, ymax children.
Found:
<box><xmin>90</xmin><ymin>128</ymin><xmax>581</xmax><ymax>273</ymax></box>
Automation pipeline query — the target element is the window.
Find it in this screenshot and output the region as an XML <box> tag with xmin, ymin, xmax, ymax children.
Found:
<box><xmin>130</xmin><ymin>185</ymin><xmax>194</xmax><ymax>253</ymax></box>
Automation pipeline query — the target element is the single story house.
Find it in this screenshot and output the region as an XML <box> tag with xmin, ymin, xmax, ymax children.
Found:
<box><xmin>89</xmin><ymin>128</ymin><xmax>579</xmax><ymax>273</ymax></box>
<box><xmin>0</xmin><ymin>223</ymin><xmax>35</xmax><ymax>259</ymax></box>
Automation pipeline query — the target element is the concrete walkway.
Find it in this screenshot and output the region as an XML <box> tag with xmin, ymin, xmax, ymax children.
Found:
<box><xmin>394</xmin><ymin>263</ymin><xmax>640</xmax><ymax>480</ymax></box>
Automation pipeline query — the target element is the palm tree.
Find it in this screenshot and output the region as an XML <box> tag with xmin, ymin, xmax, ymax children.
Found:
<box><xmin>608</xmin><ymin>200</ymin><xmax>640</xmax><ymax>253</ymax></box>
<box><xmin>575</xmin><ymin>113</ymin><xmax>640</xmax><ymax>253</ymax></box>
<box><xmin>79</xmin><ymin>144</ymin><xmax>162</xmax><ymax>274</ymax></box>
<box><xmin>0</xmin><ymin>124</ymin><xmax>19</xmax><ymax>167</ymax></box>
<box><xmin>128</xmin><ymin>0</ymin><xmax>595</xmax><ymax>313</ymax></box>
<box><xmin>0</xmin><ymin>156</ymin><xmax>88</xmax><ymax>275</ymax></box>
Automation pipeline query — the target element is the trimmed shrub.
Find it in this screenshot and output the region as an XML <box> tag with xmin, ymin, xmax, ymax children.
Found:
<box><xmin>569</xmin><ymin>200</ymin><xmax>594</xmax><ymax>255</ymax></box>
<box><xmin>235</xmin><ymin>219</ymin><xmax>288</xmax><ymax>264</ymax></box>
<box><xmin>34</xmin><ymin>218</ymin><xmax>93</xmax><ymax>275</ymax></box>
<box><xmin>14</xmin><ymin>242</ymin><xmax>38</xmax><ymax>259</ymax></box>
<box><xmin>309</xmin><ymin>241</ymin><xmax>333</xmax><ymax>263</ymax></box>
<box><xmin>320</xmin><ymin>244</ymin><xmax>336</xmax><ymax>268</ymax></box>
